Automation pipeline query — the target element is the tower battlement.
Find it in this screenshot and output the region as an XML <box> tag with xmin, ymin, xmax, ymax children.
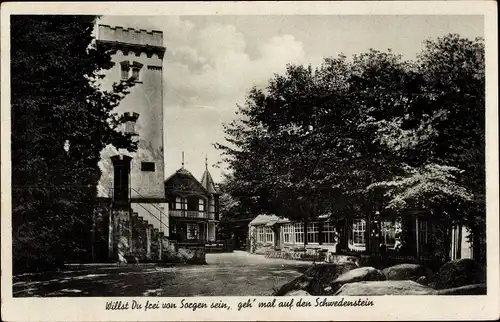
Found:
<box><xmin>97</xmin><ymin>24</ymin><xmax>166</xmax><ymax>58</ymax></box>
<box><xmin>98</xmin><ymin>24</ymin><xmax>164</xmax><ymax>47</ymax></box>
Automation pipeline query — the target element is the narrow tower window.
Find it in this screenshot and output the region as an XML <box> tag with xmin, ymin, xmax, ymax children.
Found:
<box><xmin>131</xmin><ymin>67</ymin><xmax>140</xmax><ymax>80</ymax></box>
<box><xmin>120</xmin><ymin>61</ymin><xmax>130</xmax><ymax>80</ymax></box>
<box><xmin>123</xmin><ymin>112</ymin><xmax>139</xmax><ymax>135</ymax></box>
<box><xmin>125</xmin><ymin>121</ymin><xmax>135</xmax><ymax>133</ymax></box>
<box><xmin>131</xmin><ymin>61</ymin><xmax>144</xmax><ymax>81</ymax></box>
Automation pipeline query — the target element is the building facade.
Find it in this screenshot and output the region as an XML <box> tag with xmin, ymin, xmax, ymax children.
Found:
<box><xmin>164</xmin><ymin>162</ymin><xmax>219</xmax><ymax>244</ymax></box>
<box><xmin>93</xmin><ymin>24</ymin><xmax>169</xmax><ymax>262</ymax></box>
<box><xmin>249</xmin><ymin>212</ymin><xmax>473</xmax><ymax>262</ymax></box>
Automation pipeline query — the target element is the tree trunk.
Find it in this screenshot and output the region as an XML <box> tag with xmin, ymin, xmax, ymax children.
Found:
<box><xmin>366</xmin><ymin>211</ymin><xmax>371</xmax><ymax>253</ymax></box>
<box><xmin>456</xmin><ymin>223</ymin><xmax>463</xmax><ymax>260</ymax></box>
<box><xmin>472</xmin><ymin>228</ymin><xmax>481</xmax><ymax>262</ymax></box>
<box><xmin>444</xmin><ymin>224</ymin><xmax>452</xmax><ymax>262</ymax></box>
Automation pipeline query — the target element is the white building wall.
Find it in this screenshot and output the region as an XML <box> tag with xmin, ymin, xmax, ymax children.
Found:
<box><xmin>96</xmin><ymin>25</ymin><xmax>165</xmax><ymax>200</ymax></box>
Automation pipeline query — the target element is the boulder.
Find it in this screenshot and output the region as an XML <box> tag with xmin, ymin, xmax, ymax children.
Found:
<box><xmin>416</xmin><ymin>276</ymin><xmax>429</xmax><ymax>286</ymax></box>
<box><xmin>285</xmin><ymin>289</ymin><xmax>311</xmax><ymax>296</ymax></box>
<box><xmin>273</xmin><ymin>275</ymin><xmax>313</xmax><ymax>296</ymax></box>
<box><xmin>382</xmin><ymin>264</ymin><xmax>433</xmax><ymax>281</ymax></box>
<box><xmin>437</xmin><ymin>284</ymin><xmax>486</xmax><ymax>295</ymax></box>
<box><xmin>334</xmin><ymin>280</ymin><xmax>437</xmax><ymax>296</ymax></box>
<box><xmin>330</xmin><ymin>266</ymin><xmax>385</xmax><ymax>292</ymax></box>
<box><xmin>430</xmin><ymin>259</ymin><xmax>486</xmax><ymax>290</ymax></box>
<box><xmin>273</xmin><ymin>262</ymin><xmax>358</xmax><ymax>296</ymax></box>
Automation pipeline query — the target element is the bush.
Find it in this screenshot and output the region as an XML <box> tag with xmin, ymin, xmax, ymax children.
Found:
<box><xmin>430</xmin><ymin>258</ymin><xmax>486</xmax><ymax>290</ymax></box>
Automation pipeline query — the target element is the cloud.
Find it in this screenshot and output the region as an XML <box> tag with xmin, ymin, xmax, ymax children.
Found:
<box><xmin>99</xmin><ymin>16</ymin><xmax>317</xmax><ymax>181</ymax></box>
<box><xmin>163</xmin><ymin>27</ymin><xmax>307</xmax><ymax>111</ymax></box>
<box><xmin>196</xmin><ymin>23</ymin><xmax>247</xmax><ymax>61</ymax></box>
<box><xmin>101</xmin><ymin>15</ymin><xmax>311</xmax><ymax>111</ymax></box>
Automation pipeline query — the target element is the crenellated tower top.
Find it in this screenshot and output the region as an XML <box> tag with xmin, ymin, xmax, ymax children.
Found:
<box><xmin>97</xmin><ymin>24</ymin><xmax>166</xmax><ymax>59</ymax></box>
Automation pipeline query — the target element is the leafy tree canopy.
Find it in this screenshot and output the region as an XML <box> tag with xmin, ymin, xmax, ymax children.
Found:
<box><xmin>11</xmin><ymin>15</ymin><xmax>136</xmax><ymax>272</ymax></box>
<box><xmin>216</xmin><ymin>34</ymin><xmax>485</xmax><ymax>250</ymax></box>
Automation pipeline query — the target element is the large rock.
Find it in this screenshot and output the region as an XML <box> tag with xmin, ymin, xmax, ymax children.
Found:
<box><xmin>416</xmin><ymin>276</ymin><xmax>429</xmax><ymax>286</ymax></box>
<box><xmin>430</xmin><ymin>259</ymin><xmax>486</xmax><ymax>290</ymax></box>
<box><xmin>334</xmin><ymin>280</ymin><xmax>437</xmax><ymax>296</ymax></box>
<box><xmin>273</xmin><ymin>262</ymin><xmax>358</xmax><ymax>296</ymax></box>
<box><xmin>162</xmin><ymin>245</ymin><xmax>207</xmax><ymax>265</ymax></box>
<box><xmin>331</xmin><ymin>266</ymin><xmax>385</xmax><ymax>288</ymax></box>
<box><xmin>436</xmin><ymin>284</ymin><xmax>486</xmax><ymax>295</ymax></box>
<box><xmin>382</xmin><ymin>264</ymin><xmax>433</xmax><ymax>281</ymax></box>
<box><xmin>285</xmin><ymin>289</ymin><xmax>311</xmax><ymax>296</ymax></box>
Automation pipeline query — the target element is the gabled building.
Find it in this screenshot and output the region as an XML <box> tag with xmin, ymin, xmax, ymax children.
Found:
<box><xmin>164</xmin><ymin>160</ymin><xmax>219</xmax><ymax>243</ymax></box>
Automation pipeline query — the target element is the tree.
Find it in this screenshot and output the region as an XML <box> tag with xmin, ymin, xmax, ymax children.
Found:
<box><xmin>366</xmin><ymin>34</ymin><xmax>485</xmax><ymax>261</ymax></box>
<box><xmin>217</xmin><ymin>64</ymin><xmax>348</xmax><ymax>246</ymax></box>
<box><xmin>217</xmin><ymin>34</ymin><xmax>485</xmax><ymax>258</ymax></box>
<box><xmin>11</xmin><ymin>15</ymin><xmax>137</xmax><ymax>272</ymax></box>
<box><xmin>217</xmin><ymin>51</ymin><xmax>415</xmax><ymax>244</ymax></box>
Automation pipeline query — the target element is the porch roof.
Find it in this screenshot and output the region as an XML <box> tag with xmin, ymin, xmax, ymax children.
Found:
<box><xmin>249</xmin><ymin>213</ymin><xmax>341</xmax><ymax>227</ymax></box>
<box><xmin>265</xmin><ymin>219</ymin><xmax>279</xmax><ymax>226</ymax></box>
<box><xmin>248</xmin><ymin>214</ymin><xmax>280</xmax><ymax>227</ymax></box>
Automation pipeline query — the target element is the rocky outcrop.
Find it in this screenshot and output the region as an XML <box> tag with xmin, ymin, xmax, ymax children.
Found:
<box><xmin>330</xmin><ymin>280</ymin><xmax>485</xmax><ymax>296</ymax></box>
<box><xmin>162</xmin><ymin>244</ymin><xmax>207</xmax><ymax>265</ymax></box>
<box><xmin>334</xmin><ymin>280</ymin><xmax>437</xmax><ymax>296</ymax></box>
<box><xmin>429</xmin><ymin>259</ymin><xmax>485</xmax><ymax>290</ymax></box>
<box><xmin>274</xmin><ymin>259</ymin><xmax>488</xmax><ymax>296</ymax></box>
<box><xmin>436</xmin><ymin>284</ymin><xmax>486</xmax><ymax>295</ymax></box>
<box><xmin>330</xmin><ymin>267</ymin><xmax>385</xmax><ymax>293</ymax></box>
<box><xmin>273</xmin><ymin>262</ymin><xmax>358</xmax><ymax>296</ymax></box>
<box><xmin>382</xmin><ymin>264</ymin><xmax>433</xmax><ymax>281</ymax></box>
<box><xmin>416</xmin><ymin>275</ymin><xmax>429</xmax><ymax>286</ymax></box>
<box><xmin>285</xmin><ymin>289</ymin><xmax>311</xmax><ymax>296</ymax></box>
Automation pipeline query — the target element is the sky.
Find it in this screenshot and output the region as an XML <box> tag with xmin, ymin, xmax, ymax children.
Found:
<box><xmin>99</xmin><ymin>15</ymin><xmax>484</xmax><ymax>184</ymax></box>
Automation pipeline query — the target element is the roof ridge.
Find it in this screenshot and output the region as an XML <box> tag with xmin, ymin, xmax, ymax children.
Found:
<box><xmin>164</xmin><ymin>167</ymin><xmax>210</xmax><ymax>195</ymax></box>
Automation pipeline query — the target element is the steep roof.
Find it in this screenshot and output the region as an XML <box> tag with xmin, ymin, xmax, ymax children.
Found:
<box><xmin>164</xmin><ymin>167</ymin><xmax>208</xmax><ymax>196</ymax></box>
<box><xmin>200</xmin><ymin>168</ymin><xmax>217</xmax><ymax>194</ymax></box>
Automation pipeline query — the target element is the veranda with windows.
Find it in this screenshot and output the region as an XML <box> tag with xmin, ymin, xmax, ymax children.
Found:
<box><xmin>248</xmin><ymin>211</ymin><xmax>433</xmax><ymax>261</ymax></box>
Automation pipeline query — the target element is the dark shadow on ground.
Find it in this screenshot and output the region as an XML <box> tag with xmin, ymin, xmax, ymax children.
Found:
<box><xmin>13</xmin><ymin>260</ymin><xmax>310</xmax><ymax>297</ymax></box>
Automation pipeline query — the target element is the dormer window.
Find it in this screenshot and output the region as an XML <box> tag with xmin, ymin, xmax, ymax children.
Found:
<box><xmin>123</xmin><ymin>112</ymin><xmax>139</xmax><ymax>134</ymax></box>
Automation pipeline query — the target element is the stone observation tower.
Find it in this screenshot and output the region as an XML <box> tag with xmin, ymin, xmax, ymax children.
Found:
<box><xmin>94</xmin><ymin>24</ymin><xmax>169</xmax><ymax>262</ymax></box>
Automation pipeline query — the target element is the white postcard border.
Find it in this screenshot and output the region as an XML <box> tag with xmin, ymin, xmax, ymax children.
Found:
<box><xmin>1</xmin><ymin>2</ymin><xmax>498</xmax><ymax>321</ymax></box>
